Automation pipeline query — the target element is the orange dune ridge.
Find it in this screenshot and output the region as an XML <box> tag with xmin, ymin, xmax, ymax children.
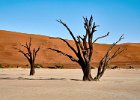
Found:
<box><xmin>0</xmin><ymin>30</ymin><xmax>140</xmax><ymax>68</ymax></box>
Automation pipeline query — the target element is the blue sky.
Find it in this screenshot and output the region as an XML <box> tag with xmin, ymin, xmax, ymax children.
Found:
<box><xmin>0</xmin><ymin>0</ymin><xmax>140</xmax><ymax>43</ymax></box>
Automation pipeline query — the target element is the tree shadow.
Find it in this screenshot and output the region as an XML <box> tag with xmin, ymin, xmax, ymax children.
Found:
<box><xmin>0</xmin><ymin>77</ymin><xmax>66</xmax><ymax>81</ymax></box>
<box><xmin>0</xmin><ymin>77</ymin><xmax>15</xmax><ymax>80</ymax></box>
<box><xmin>0</xmin><ymin>74</ymin><xmax>9</xmax><ymax>75</ymax></box>
<box><xmin>70</xmin><ymin>79</ymin><xmax>82</xmax><ymax>81</ymax></box>
<box><xmin>0</xmin><ymin>76</ymin><xmax>83</xmax><ymax>81</ymax></box>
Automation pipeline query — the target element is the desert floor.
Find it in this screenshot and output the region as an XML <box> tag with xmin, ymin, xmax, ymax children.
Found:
<box><xmin>0</xmin><ymin>68</ymin><xmax>140</xmax><ymax>100</ymax></box>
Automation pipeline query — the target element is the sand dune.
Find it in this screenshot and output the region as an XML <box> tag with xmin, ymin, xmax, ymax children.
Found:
<box><xmin>0</xmin><ymin>30</ymin><xmax>140</xmax><ymax>68</ymax></box>
<box><xmin>0</xmin><ymin>68</ymin><xmax>140</xmax><ymax>100</ymax></box>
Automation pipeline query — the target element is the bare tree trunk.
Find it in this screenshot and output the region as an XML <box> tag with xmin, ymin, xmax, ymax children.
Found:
<box><xmin>30</xmin><ymin>62</ymin><xmax>35</xmax><ymax>75</ymax></box>
<box><xmin>79</xmin><ymin>61</ymin><xmax>93</xmax><ymax>81</ymax></box>
<box><xmin>93</xmin><ymin>65</ymin><xmax>106</xmax><ymax>81</ymax></box>
<box><xmin>82</xmin><ymin>64</ymin><xmax>93</xmax><ymax>81</ymax></box>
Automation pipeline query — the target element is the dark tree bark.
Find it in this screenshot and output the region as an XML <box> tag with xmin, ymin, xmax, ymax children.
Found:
<box><xmin>15</xmin><ymin>38</ymin><xmax>40</xmax><ymax>75</ymax></box>
<box><xmin>49</xmin><ymin>16</ymin><xmax>110</xmax><ymax>81</ymax></box>
<box><xmin>93</xmin><ymin>35</ymin><xmax>125</xmax><ymax>81</ymax></box>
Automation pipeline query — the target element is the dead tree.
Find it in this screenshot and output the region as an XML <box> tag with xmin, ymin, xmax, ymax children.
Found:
<box><xmin>49</xmin><ymin>16</ymin><xmax>110</xmax><ymax>81</ymax></box>
<box><xmin>15</xmin><ymin>38</ymin><xmax>40</xmax><ymax>75</ymax></box>
<box><xmin>93</xmin><ymin>35</ymin><xmax>125</xmax><ymax>81</ymax></box>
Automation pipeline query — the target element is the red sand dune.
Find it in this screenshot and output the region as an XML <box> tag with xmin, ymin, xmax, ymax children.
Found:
<box><xmin>0</xmin><ymin>30</ymin><xmax>140</xmax><ymax>68</ymax></box>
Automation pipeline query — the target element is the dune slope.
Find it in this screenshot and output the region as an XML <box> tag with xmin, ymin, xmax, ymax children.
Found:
<box><xmin>0</xmin><ymin>30</ymin><xmax>140</xmax><ymax>68</ymax></box>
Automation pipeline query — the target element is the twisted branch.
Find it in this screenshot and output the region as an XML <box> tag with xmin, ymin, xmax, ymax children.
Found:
<box><xmin>48</xmin><ymin>48</ymin><xmax>78</xmax><ymax>62</ymax></box>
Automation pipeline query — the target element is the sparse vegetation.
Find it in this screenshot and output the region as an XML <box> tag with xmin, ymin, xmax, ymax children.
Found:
<box><xmin>47</xmin><ymin>64</ymin><xmax>64</xmax><ymax>69</ymax></box>
<box><xmin>34</xmin><ymin>64</ymin><xmax>43</xmax><ymax>68</ymax></box>
<box><xmin>7</xmin><ymin>64</ymin><xmax>14</xmax><ymax>68</ymax></box>
<box><xmin>129</xmin><ymin>66</ymin><xmax>134</xmax><ymax>69</ymax></box>
<box><xmin>111</xmin><ymin>66</ymin><xmax>119</xmax><ymax>69</ymax></box>
<box><xmin>91</xmin><ymin>66</ymin><xmax>96</xmax><ymax>69</ymax></box>
<box><xmin>55</xmin><ymin>64</ymin><xmax>64</xmax><ymax>69</ymax></box>
<box><xmin>0</xmin><ymin>64</ymin><xmax>3</xmax><ymax>68</ymax></box>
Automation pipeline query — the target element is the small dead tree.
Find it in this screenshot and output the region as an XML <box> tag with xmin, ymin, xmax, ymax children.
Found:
<box><xmin>49</xmin><ymin>16</ymin><xmax>110</xmax><ymax>81</ymax></box>
<box><xmin>93</xmin><ymin>35</ymin><xmax>125</xmax><ymax>81</ymax></box>
<box><xmin>15</xmin><ymin>38</ymin><xmax>40</xmax><ymax>75</ymax></box>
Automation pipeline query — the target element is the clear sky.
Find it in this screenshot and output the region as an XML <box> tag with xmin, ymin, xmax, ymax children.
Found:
<box><xmin>0</xmin><ymin>0</ymin><xmax>140</xmax><ymax>43</ymax></box>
